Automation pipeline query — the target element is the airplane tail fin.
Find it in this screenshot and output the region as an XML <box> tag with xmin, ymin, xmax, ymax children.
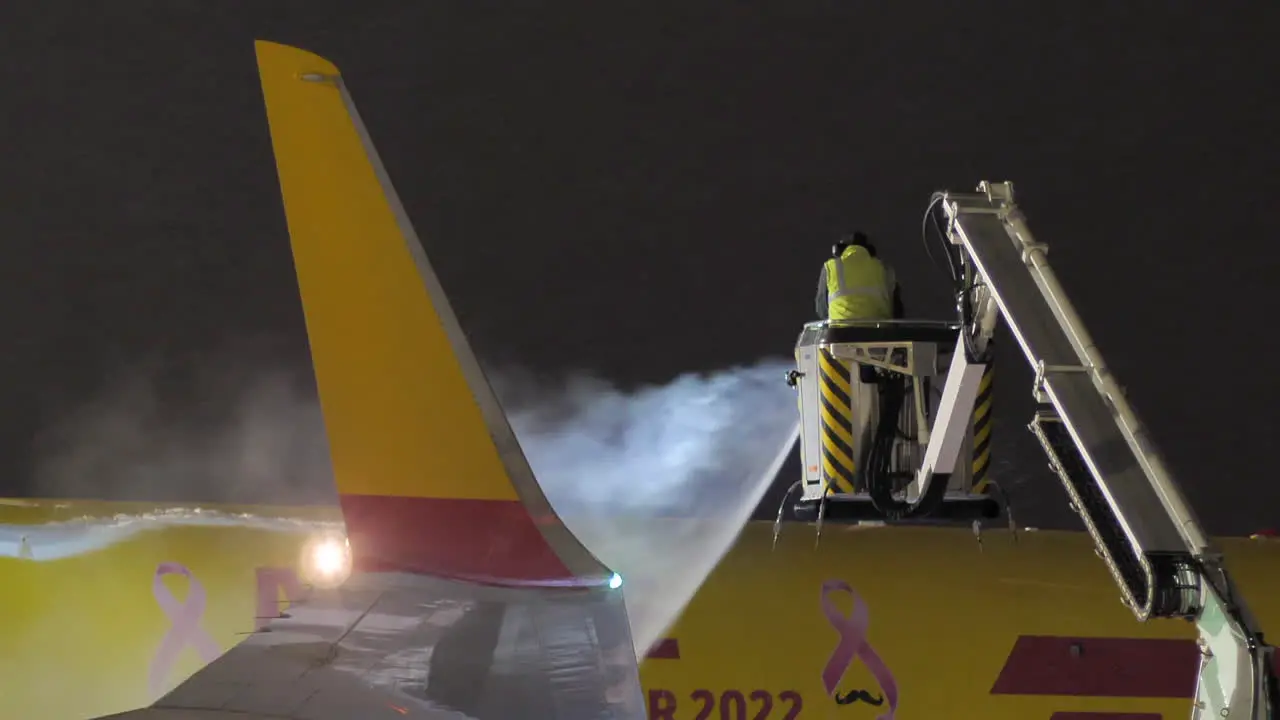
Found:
<box><xmin>254</xmin><ymin>41</ymin><xmax>609</xmax><ymax>588</ymax></box>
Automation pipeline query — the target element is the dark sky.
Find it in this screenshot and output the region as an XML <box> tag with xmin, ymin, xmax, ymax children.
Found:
<box><xmin>1</xmin><ymin>3</ymin><xmax>1277</xmax><ymax>534</ymax></box>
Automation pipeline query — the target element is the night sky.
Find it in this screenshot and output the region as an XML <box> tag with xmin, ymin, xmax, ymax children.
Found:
<box><xmin>1</xmin><ymin>3</ymin><xmax>1277</xmax><ymax>534</ymax></box>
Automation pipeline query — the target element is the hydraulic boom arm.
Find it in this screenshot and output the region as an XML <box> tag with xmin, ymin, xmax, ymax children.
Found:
<box><xmin>933</xmin><ymin>181</ymin><xmax>1276</xmax><ymax>720</ymax></box>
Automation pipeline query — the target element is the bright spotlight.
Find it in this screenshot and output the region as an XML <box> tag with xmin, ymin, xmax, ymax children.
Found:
<box><xmin>300</xmin><ymin>532</ymin><xmax>352</xmax><ymax>588</ymax></box>
<box><xmin>313</xmin><ymin>540</ymin><xmax>345</xmax><ymax>575</ymax></box>
<box><xmin>608</xmin><ymin>572</ymin><xmax>623</xmax><ymax>590</ymax></box>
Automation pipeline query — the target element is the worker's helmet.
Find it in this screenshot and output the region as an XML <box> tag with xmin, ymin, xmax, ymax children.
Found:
<box><xmin>833</xmin><ymin>231</ymin><xmax>876</xmax><ymax>258</ymax></box>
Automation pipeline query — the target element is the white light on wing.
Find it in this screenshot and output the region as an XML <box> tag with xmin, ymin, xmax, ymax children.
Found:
<box><xmin>300</xmin><ymin>532</ymin><xmax>352</xmax><ymax>588</ymax></box>
<box><xmin>313</xmin><ymin>540</ymin><xmax>345</xmax><ymax>574</ymax></box>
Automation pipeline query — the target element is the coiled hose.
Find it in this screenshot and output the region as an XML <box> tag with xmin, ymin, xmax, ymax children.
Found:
<box><xmin>867</xmin><ymin>371</ymin><xmax>951</xmax><ymax>520</ymax></box>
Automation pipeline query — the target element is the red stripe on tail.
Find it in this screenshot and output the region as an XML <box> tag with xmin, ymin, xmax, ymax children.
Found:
<box><xmin>338</xmin><ymin>494</ymin><xmax>577</xmax><ymax>585</ymax></box>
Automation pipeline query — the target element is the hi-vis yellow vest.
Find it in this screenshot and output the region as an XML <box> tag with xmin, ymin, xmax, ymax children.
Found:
<box><xmin>826</xmin><ymin>246</ymin><xmax>892</xmax><ymax>320</ymax></box>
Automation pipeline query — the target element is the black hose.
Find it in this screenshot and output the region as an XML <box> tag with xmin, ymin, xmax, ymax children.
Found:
<box><xmin>921</xmin><ymin>193</ymin><xmax>962</xmax><ymax>286</ymax></box>
<box><xmin>926</xmin><ymin>191</ymin><xmax>994</xmax><ymax>365</ymax></box>
<box><xmin>931</xmin><ymin>198</ymin><xmax>962</xmax><ymax>285</ymax></box>
<box><xmin>1267</xmin><ymin>653</ymin><xmax>1280</xmax><ymax>716</ymax></box>
<box><xmin>866</xmin><ymin>373</ymin><xmax>951</xmax><ymax>520</ymax></box>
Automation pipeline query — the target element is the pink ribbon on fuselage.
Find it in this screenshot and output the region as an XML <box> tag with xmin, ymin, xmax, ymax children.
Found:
<box><xmin>820</xmin><ymin>579</ymin><xmax>899</xmax><ymax>720</ymax></box>
<box><xmin>149</xmin><ymin>562</ymin><xmax>222</xmax><ymax>696</ymax></box>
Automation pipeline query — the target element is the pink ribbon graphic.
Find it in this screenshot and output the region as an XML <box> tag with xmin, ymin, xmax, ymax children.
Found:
<box><xmin>149</xmin><ymin>562</ymin><xmax>222</xmax><ymax>696</ymax></box>
<box><xmin>820</xmin><ymin>579</ymin><xmax>899</xmax><ymax>719</ymax></box>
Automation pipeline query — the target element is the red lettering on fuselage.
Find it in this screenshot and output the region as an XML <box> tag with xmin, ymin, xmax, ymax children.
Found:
<box><xmin>253</xmin><ymin>566</ymin><xmax>306</xmax><ymax>630</ymax></box>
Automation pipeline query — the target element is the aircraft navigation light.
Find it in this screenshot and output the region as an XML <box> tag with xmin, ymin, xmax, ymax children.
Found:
<box><xmin>300</xmin><ymin>532</ymin><xmax>352</xmax><ymax>588</ymax></box>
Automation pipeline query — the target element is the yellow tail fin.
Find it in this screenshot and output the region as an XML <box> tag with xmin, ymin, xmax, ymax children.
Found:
<box><xmin>254</xmin><ymin>40</ymin><xmax>607</xmax><ymax>586</ymax></box>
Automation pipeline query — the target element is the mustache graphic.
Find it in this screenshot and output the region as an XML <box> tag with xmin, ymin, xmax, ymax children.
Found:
<box><xmin>835</xmin><ymin>688</ymin><xmax>884</xmax><ymax>706</ymax></box>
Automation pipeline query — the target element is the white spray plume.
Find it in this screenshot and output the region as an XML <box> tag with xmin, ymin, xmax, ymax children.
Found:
<box><xmin>494</xmin><ymin>359</ymin><xmax>798</xmax><ymax>654</ymax></box>
<box><xmin>33</xmin><ymin>353</ymin><xmax>800</xmax><ymax>657</ymax></box>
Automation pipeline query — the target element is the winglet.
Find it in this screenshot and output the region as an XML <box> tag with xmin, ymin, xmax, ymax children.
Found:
<box><xmin>254</xmin><ymin>40</ymin><xmax>609</xmax><ymax>587</ymax></box>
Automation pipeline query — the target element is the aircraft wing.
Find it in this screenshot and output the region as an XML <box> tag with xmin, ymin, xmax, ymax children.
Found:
<box><xmin>96</xmin><ymin>40</ymin><xmax>643</xmax><ymax>719</ymax></box>
<box><xmin>100</xmin><ymin>571</ymin><xmax>639</xmax><ymax>720</ymax></box>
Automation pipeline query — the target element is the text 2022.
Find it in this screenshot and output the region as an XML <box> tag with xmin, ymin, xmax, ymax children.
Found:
<box><xmin>648</xmin><ymin>689</ymin><xmax>803</xmax><ymax>720</ymax></box>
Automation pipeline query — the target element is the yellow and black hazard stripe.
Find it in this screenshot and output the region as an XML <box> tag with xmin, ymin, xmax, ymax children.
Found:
<box><xmin>971</xmin><ymin>358</ymin><xmax>995</xmax><ymax>494</ymax></box>
<box><xmin>817</xmin><ymin>348</ymin><xmax>857</xmax><ymax>495</ymax></box>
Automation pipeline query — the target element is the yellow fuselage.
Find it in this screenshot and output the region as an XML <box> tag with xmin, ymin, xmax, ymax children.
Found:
<box><xmin>4</xmin><ymin>499</ymin><xmax>1277</xmax><ymax>720</ymax></box>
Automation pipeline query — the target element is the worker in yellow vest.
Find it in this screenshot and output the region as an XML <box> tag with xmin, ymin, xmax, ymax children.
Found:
<box><xmin>815</xmin><ymin>231</ymin><xmax>904</xmax><ymax>321</ymax></box>
<box><xmin>814</xmin><ymin>232</ymin><xmax>905</xmax><ymax>478</ymax></box>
